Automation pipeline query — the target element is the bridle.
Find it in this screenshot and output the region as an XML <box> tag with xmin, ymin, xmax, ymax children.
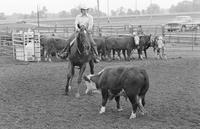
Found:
<box><xmin>76</xmin><ymin>27</ymin><xmax>90</xmax><ymax>55</ymax></box>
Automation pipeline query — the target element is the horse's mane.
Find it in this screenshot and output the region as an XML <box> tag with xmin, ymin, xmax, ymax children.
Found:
<box><xmin>69</xmin><ymin>29</ymin><xmax>91</xmax><ymax>59</ymax></box>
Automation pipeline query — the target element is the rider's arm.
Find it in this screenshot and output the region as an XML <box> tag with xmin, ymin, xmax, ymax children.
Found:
<box><xmin>75</xmin><ymin>15</ymin><xmax>80</xmax><ymax>32</ymax></box>
<box><xmin>87</xmin><ymin>15</ymin><xmax>93</xmax><ymax>33</ymax></box>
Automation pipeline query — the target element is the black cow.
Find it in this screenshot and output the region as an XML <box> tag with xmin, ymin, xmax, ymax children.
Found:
<box><xmin>40</xmin><ymin>35</ymin><xmax>69</xmax><ymax>61</ymax></box>
<box><xmin>93</xmin><ymin>37</ymin><xmax>106</xmax><ymax>60</ymax></box>
<box><xmin>83</xmin><ymin>66</ymin><xmax>149</xmax><ymax>119</ymax></box>
<box><xmin>105</xmin><ymin>36</ymin><xmax>136</xmax><ymax>61</ymax></box>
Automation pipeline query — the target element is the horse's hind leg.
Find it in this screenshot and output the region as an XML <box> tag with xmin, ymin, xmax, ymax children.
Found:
<box><xmin>144</xmin><ymin>50</ymin><xmax>147</xmax><ymax>59</ymax></box>
<box><xmin>76</xmin><ymin>64</ymin><xmax>87</xmax><ymax>98</ymax></box>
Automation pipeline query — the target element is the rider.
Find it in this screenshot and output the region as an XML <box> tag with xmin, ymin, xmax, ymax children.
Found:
<box><xmin>61</xmin><ymin>4</ymin><xmax>100</xmax><ymax>63</ymax></box>
<box><xmin>137</xmin><ymin>25</ymin><xmax>144</xmax><ymax>36</ymax></box>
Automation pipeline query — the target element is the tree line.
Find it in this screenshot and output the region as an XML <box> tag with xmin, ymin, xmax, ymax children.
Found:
<box><xmin>0</xmin><ymin>0</ymin><xmax>200</xmax><ymax>20</ymax></box>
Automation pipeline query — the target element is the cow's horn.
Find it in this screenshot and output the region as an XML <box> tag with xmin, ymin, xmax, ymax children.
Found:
<box><xmin>83</xmin><ymin>75</ymin><xmax>90</xmax><ymax>82</ymax></box>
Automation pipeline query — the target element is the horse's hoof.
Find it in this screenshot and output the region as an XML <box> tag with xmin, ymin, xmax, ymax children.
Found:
<box><xmin>75</xmin><ymin>93</ymin><xmax>80</xmax><ymax>98</ymax></box>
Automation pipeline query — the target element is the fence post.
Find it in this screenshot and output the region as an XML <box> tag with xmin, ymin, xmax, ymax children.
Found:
<box><xmin>192</xmin><ymin>30</ymin><xmax>194</xmax><ymax>51</ymax></box>
<box><xmin>66</xmin><ymin>26</ymin><xmax>68</xmax><ymax>37</ymax></box>
<box><xmin>54</xmin><ymin>24</ymin><xmax>57</xmax><ymax>33</ymax></box>
<box><xmin>168</xmin><ymin>31</ymin><xmax>171</xmax><ymax>44</ymax></box>
<box><xmin>99</xmin><ymin>27</ymin><xmax>102</xmax><ymax>37</ymax></box>
<box><xmin>177</xmin><ymin>33</ymin><xmax>180</xmax><ymax>44</ymax></box>
<box><xmin>161</xmin><ymin>24</ymin><xmax>165</xmax><ymax>37</ymax></box>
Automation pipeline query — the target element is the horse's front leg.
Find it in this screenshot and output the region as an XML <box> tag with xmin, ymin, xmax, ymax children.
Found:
<box><xmin>76</xmin><ymin>64</ymin><xmax>87</xmax><ymax>98</ymax></box>
<box><xmin>137</xmin><ymin>49</ymin><xmax>142</xmax><ymax>60</ymax></box>
<box><xmin>89</xmin><ymin>60</ymin><xmax>94</xmax><ymax>74</ymax></box>
<box><xmin>144</xmin><ymin>49</ymin><xmax>147</xmax><ymax>59</ymax></box>
<box><xmin>65</xmin><ymin>62</ymin><xmax>74</xmax><ymax>95</ymax></box>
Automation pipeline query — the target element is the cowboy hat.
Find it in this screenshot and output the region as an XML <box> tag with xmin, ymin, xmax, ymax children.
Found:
<box><xmin>79</xmin><ymin>4</ymin><xmax>89</xmax><ymax>10</ymax></box>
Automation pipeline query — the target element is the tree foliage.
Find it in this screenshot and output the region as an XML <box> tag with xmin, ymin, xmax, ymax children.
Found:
<box><xmin>2</xmin><ymin>0</ymin><xmax>200</xmax><ymax>20</ymax></box>
<box><xmin>0</xmin><ymin>12</ymin><xmax>6</xmax><ymax>20</ymax></box>
<box><xmin>146</xmin><ymin>4</ymin><xmax>161</xmax><ymax>14</ymax></box>
<box><xmin>169</xmin><ymin>0</ymin><xmax>200</xmax><ymax>13</ymax></box>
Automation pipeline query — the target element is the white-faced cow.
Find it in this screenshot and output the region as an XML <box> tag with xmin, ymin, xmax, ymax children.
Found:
<box><xmin>83</xmin><ymin>66</ymin><xmax>149</xmax><ymax>119</ymax></box>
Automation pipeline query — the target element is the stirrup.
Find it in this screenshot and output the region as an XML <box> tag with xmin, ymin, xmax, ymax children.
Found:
<box><xmin>93</xmin><ymin>56</ymin><xmax>100</xmax><ymax>63</ymax></box>
<box><xmin>94</xmin><ymin>58</ymin><xmax>100</xmax><ymax>63</ymax></box>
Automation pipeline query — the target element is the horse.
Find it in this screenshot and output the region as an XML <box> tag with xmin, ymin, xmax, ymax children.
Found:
<box><xmin>137</xmin><ymin>34</ymin><xmax>153</xmax><ymax>60</ymax></box>
<box><xmin>65</xmin><ymin>25</ymin><xmax>94</xmax><ymax>98</ymax></box>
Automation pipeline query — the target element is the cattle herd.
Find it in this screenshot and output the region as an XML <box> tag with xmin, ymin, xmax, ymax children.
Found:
<box><xmin>40</xmin><ymin>34</ymin><xmax>166</xmax><ymax>62</ymax></box>
<box><xmin>39</xmin><ymin>33</ymin><xmax>166</xmax><ymax>119</ymax></box>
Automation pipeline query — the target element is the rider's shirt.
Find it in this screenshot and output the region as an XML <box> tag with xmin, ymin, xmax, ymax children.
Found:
<box><xmin>157</xmin><ymin>39</ymin><xmax>164</xmax><ymax>49</ymax></box>
<box><xmin>75</xmin><ymin>13</ymin><xmax>93</xmax><ymax>32</ymax></box>
<box><xmin>134</xmin><ymin>36</ymin><xmax>140</xmax><ymax>45</ymax></box>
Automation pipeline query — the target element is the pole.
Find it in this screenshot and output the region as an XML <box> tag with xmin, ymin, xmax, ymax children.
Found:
<box><xmin>107</xmin><ymin>0</ymin><xmax>110</xmax><ymax>23</ymax></box>
<box><xmin>97</xmin><ymin>0</ymin><xmax>101</xmax><ymax>36</ymax></box>
<box><xmin>135</xmin><ymin>0</ymin><xmax>137</xmax><ymax>11</ymax></box>
<box><xmin>37</xmin><ymin>5</ymin><xmax>40</xmax><ymax>29</ymax></box>
<box><xmin>97</xmin><ymin>0</ymin><xmax>100</xmax><ymax>25</ymax></box>
<box><xmin>149</xmin><ymin>0</ymin><xmax>153</xmax><ymax>22</ymax></box>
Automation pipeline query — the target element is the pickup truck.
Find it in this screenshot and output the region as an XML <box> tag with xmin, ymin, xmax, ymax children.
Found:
<box><xmin>165</xmin><ymin>16</ymin><xmax>193</xmax><ymax>32</ymax></box>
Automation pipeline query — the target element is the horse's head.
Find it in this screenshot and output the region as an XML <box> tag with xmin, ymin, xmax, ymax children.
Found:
<box><xmin>76</xmin><ymin>25</ymin><xmax>91</xmax><ymax>55</ymax></box>
<box><xmin>145</xmin><ymin>34</ymin><xmax>154</xmax><ymax>46</ymax></box>
<box><xmin>151</xmin><ymin>36</ymin><xmax>158</xmax><ymax>48</ymax></box>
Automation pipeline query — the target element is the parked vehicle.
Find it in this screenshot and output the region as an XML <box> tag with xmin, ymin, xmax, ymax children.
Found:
<box><xmin>165</xmin><ymin>16</ymin><xmax>192</xmax><ymax>32</ymax></box>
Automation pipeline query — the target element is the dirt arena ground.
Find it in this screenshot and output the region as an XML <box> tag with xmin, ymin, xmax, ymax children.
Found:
<box><xmin>0</xmin><ymin>48</ymin><xmax>200</xmax><ymax>129</ymax></box>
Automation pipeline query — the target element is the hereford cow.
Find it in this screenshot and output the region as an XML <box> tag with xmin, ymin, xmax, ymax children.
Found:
<box><xmin>83</xmin><ymin>66</ymin><xmax>149</xmax><ymax>119</ymax></box>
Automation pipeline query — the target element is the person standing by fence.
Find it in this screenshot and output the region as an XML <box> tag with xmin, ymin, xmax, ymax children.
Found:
<box><xmin>157</xmin><ymin>36</ymin><xmax>167</xmax><ymax>60</ymax></box>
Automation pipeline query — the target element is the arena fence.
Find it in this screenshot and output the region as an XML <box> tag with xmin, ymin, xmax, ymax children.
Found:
<box><xmin>0</xmin><ymin>34</ymin><xmax>13</xmax><ymax>57</ymax></box>
<box><xmin>12</xmin><ymin>31</ymin><xmax>41</xmax><ymax>61</ymax></box>
<box><xmin>33</xmin><ymin>24</ymin><xmax>164</xmax><ymax>37</ymax></box>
